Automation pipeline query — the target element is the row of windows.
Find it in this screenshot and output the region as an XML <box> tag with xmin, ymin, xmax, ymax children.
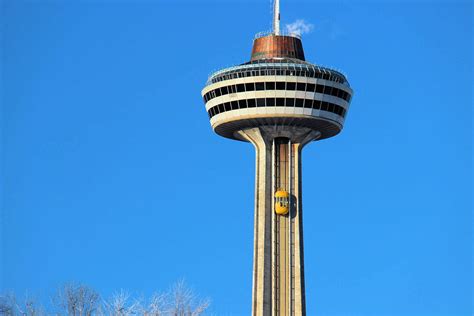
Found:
<box><xmin>207</xmin><ymin>98</ymin><xmax>347</xmax><ymax>119</ymax></box>
<box><xmin>203</xmin><ymin>82</ymin><xmax>351</xmax><ymax>103</ymax></box>
<box><xmin>209</xmin><ymin>67</ymin><xmax>346</xmax><ymax>86</ymax></box>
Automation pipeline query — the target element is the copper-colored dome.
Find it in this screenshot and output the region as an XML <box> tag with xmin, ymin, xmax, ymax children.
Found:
<box><xmin>251</xmin><ymin>35</ymin><xmax>305</xmax><ymax>61</ymax></box>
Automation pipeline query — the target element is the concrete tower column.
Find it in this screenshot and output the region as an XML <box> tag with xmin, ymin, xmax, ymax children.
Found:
<box><xmin>239</xmin><ymin>127</ymin><xmax>320</xmax><ymax>316</ymax></box>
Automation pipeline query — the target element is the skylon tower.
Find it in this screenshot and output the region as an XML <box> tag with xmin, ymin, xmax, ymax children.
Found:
<box><xmin>201</xmin><ymin>1</ymin><xmax>353</xmax><ymax>315</ymax></box>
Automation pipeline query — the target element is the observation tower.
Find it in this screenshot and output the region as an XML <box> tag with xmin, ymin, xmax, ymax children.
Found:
<box><xmin>201</xmin><ymin>1</ymin><xmax>353</xmax><ymax>315</ymax></box>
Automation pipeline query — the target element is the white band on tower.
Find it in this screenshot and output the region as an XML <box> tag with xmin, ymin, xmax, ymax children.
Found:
<box><xmin>273</xmin><ymin>0</ymin><xmax>280</xmax><ymax>35</ymax></box>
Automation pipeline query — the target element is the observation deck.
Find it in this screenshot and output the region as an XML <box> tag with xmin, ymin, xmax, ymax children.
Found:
<box><xmin>202</xmin><ymin>33</ymin><xmax>353</xmax><ymax>142</ymax></box>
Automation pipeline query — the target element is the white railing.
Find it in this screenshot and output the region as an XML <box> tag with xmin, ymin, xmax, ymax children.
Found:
<box><xmin>254</xmin><ymin>30</ymin><xmax>302</xmax><ymax>40</ymax></box>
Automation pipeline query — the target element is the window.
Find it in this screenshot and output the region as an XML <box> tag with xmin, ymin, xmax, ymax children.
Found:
<box><xmin>256</xmin><ymin>82</ymin><xmax>265</xmax><ymax>91</ymax></box>
<box><xmin>342</xmin><ymin>91</ymin><xmax>348</xmax><ymax>101</ymax></box>
<box><xmin>297</xmin><ymin>83</ymin><xmax>306</xmax><ymax>91</ymax></box>
<box><xmin>313</xmin><ymin>100</ymin><xmax>321</xmax><ymax>110</ymax></box>
<box><xmin>304</xmin><ymin>99</ymin><xmax>313</xmax><ymax>108</ymax></box>
<box><xmin>245</xmin><ymin>83</ymin><xmax>255</xmax><ymax>91</ymax></box>
<box><xmin>331</xmin><ymin>88</ymin><xmax>339</xmax><ymax>97</ymax></box>
<box><xmin>316</xmin><ymin>85</ymin><xmax>324</xmax><ymax>93</ymax></box>
<box><xmin>266</xmin><ymin>98</ymin><xmax>275</xmax><ymax>106</ymax></box>
<box><xmin>306</xmin><ymin>83</ymin><xmax>315</xmax><ymax>92</ymax></box>
<box><xmin>247</xmin><ymin>99</ymin><xmax>256</xmax><ymax>107</ymax></box>
<box><xmin>276</xmin><ymin>98</ymin><xmax>285</xmax><ymax>106</ymax></box>
<box><xmin>220</xmin><ymin>86</ymin><xmax>228</xmax><ymax>95</ymax></box>
<box><xmin>287</xmin><ymin>82</ymin><xmax>296</xmax><ymax>90</ymax></box>
<box><xmin>321</xmin><ymin>102</ymin><xmax>329</xmax><ymax>111</ymax></box>
<box><xmin>231</xmin><ymin>101</ymin><xmax>238</xmax><ymax>110</ymax></box>
<box><xmin>237</xmin><ymin>84</ymin><xmax>245</xmax><ymax>93</ymax></box>
<box><xmin>295</xmin><ymin>99</ymin><xmax>304</xmax><ymax>107</ymax></box>
<box><xmin>324</xmin><ymin>86</ymin><xmax>332</xmax><ymax>95</ymax></box>
<box><xmin>215</xmin><ymin>89</ymin><xmax>221</xmax><ymax>97</ymax></box>
<box><xmin>257</xmin><ymin>98</ymin><xmax>266</xmax><ymax>107</ymax></box>
<box><xmin>337</xmin><ymin>89</ymin><xmax>344</xmax><ymax>99</ymax></box>
<box><xmin>286</xmin><ymin>98</ymin><xmax>295</xmax><ymax>107</ymax></box>
<box><xmin>218</xmin><ymin>104</ymin><xmax>224</xmax><ymax>113</ymax></box>
<box><xmin>224</xmin><ymin>102</ymin><xmax>231</xmax><ymax>111</ymax></box>
<box><xmin>276</xmin><ymin>82</ymin><xmax>286</xmax><ymax>90</ymax></box>
<box><xmin>328</xmin><ymin>103</ymin><xmax>335</xmax><ymax>112</ymax></box>
<box><xmin>238</xmin><ymin>99</ymin><xmax>247</xmax><ymax>109</ymax></box>
<box><xmin>266</xmin><ymin>82</ymin><xmax>275</xmax><ymax>90</ymax></box>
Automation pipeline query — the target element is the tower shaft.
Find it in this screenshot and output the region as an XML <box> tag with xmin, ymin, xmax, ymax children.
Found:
<box><xmin>239</xmin><ymin>127</ymin><xmax>319</xmax><ymax>316</ymax></box>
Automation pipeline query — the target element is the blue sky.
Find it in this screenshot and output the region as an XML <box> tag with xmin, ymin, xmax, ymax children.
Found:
<box><xmin>1</xmin><ymin>0</ymin><xmax>472</xmax><ymax>315</ymax></box>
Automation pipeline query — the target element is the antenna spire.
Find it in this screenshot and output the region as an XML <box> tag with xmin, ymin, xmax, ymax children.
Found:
<box><xmin>273</xmin><ymin>0</ymin><xmax>280</xmax><ymax>35</ymax></box>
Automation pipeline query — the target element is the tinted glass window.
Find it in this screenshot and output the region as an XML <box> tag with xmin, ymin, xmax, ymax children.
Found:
<box><xmin>313</xmin><ymin>100</ymin><xmax>321</xmax><ymax>110</ymax></box>
<box><xmin>287</xmin><ymin>82</ymin><xmax>296</xmax><ymax>90</ymax></box>
<box><xmin>276</xmin><ymin>98</ymin><xmax>285</xmax><ymax>106</ymax></box>
<box><xmin>215</xmin><ymin>89</ymin><xmax>222</xmax><ymax>97</ymax></box>
<box><xmin>221</xmin><ymin>86</ymin><xmax>229</xmax><ymax>95</ymax></box>
<box><xmin>337</xmin><ymin>89</ymin><xmax>344</xmax><ymax>98</ymax></box>
<box><xmin>286</xmin><ymin>98</ymin><xmax>295</xmax><ymax>107</ymax></box>
<box><xmin>316</xmin><ymin>85</ymin><xmax>324</xmax><ymax>93</ymax></box>
<box><xmin>245</xmin><ymin>83</ymin><xmax>255</xmax><ymax>91</ymax></box>
<box><xmin>276</xmin><ymin>82</ymin><xmax>286</xmax><ymax>90</ymax></box>
<box><xmin>295</xmin><ymin>99</ymin><xmax>304</xmax><ymax>107</ymax></box>
<box><xmin>297</xmin><ymin>83</ymin><xmax>306</xmax><ymax>91</ymax></box>
<box><xmin>224</xmin><ymin>102</ymin><xmax>231</xmax><ymax>111</ymax></box>
<box><xmin>266</xmin><ymin>98</ymin><xmax>275</xmax><ymax>106</ymax></box>
<box><xmin>328</xmin><ymin>103</ymin><xmax>335</xmax><ymax>112</ymax></box>
<box><xmin>341</xmin><ymin>91</ymin><xmax>348</xmax><ymax>100</ymax></box>
<box><xmin>304</xmin><ymin>99</ymin><xmax>313</xmax><ymax>108</ymax></box>
<box><xmin>238</xmin><ymin>99</ymin><xmax>247</xmax><ymax>109</ymax></box>
<box><xmin>306</xmin><ymin>83</ymin><xmax>316</xmax><ymax>92</ymax></box>
<box><xmin>236</xmin><ymin>84</ymin><xmax>245</xmax><ymax>93</ymax></box>
<box><xmin>218</xmin><ymin>104</ymin><xmax>224</xmax><ymax>113</ymax></box>
<box><xmin>331</xmin><ymin>88</ymin><xmax>339</xmax><ymax>97</ymax></box>
<box><xmin>321</xmin><ymin>102</ymin><xmax>329</xmax><ymax>111</ymax></box>
<box><xmin>256</xmin><ymin>82</ymin><xmax>265</xmax><ymax>91</ymax></box>
<box><xmin>247</xmin><ymin>99</ymin><xmax>256</xmax><ymax>107</ymax></box>
<box><xmin>257</xmin><ymin>98</ymin><xmax>266</xmax><ymax>107</ymax></box>
<box><xmin>266</xmin><ymin>82</ymin><xmax>275</xmax><ymax>90</ymax></box>
<box><xmin>324</xmin><ymin>86</ymin><xmax>332</xmax><ymax>95</ymax></box>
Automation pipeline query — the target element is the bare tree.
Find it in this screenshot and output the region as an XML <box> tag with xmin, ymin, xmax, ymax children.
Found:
<box><xmin>101</xmin><ymin>290</ymin><xmax>141</xmax><ymax>316</ymax></box>
<box><xmin>168</xmin><ymin>280</ymin><xmax>210</xmax><ymax>316</ymax></box>
<box><xmin>135</xmin><ymin>292</ymin><xmax>167</xmax><ymax>316</ymax></box>
<box><xmin>0</xmin><ymin>294</ymin><xmax>14</xmax><ymax>316</ymax></box>
<box><xmin>54</xmin><ymin>284</ymin><xmax>99</xmax><ymax>316</ymax></box>
<box><xmin>1</xmin><ymin>281</ymin><xmax>210</xmax><ymax>316</ymax></box>
<box><xmin>0</xmin><ymin>293</ymin><xmax>43</xmax><ymax>316</ymax></box>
